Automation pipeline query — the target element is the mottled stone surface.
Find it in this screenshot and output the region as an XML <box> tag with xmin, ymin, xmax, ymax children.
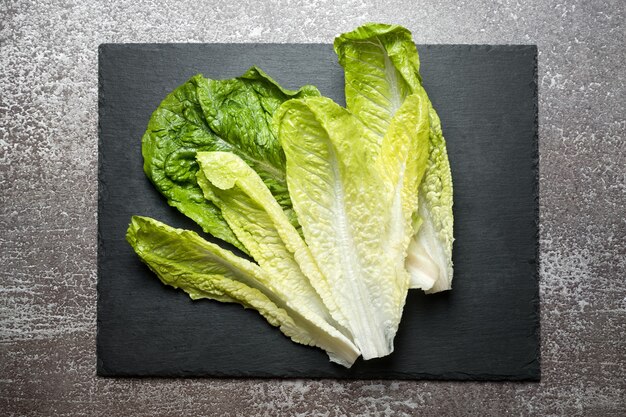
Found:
<box><xmin>0</xmin><ymin>0</ymin><xmax>624</xmax><ymax>415</ymax></box>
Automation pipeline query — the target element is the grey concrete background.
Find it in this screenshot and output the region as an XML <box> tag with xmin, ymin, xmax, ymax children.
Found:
<box><xmin>0</xmin><ymin>0</ymin><xmax>624</xmax><ymax>415</ymax></box>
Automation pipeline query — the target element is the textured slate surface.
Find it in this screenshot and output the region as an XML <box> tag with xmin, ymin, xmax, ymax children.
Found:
<box><xmin>97</xmin><ymin>44</ymin><xmax>539</xmax><ymax>379</ymax></box>
<box><xmin>2</xmin><ymin>1</ymin><xmax>624</xmax><ymax>415</ymax></box>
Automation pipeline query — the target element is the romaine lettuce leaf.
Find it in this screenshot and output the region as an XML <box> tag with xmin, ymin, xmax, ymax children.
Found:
<box><xmin>274</xmin><ymin>93</ymin><xmax>429</xmax><ymax>359</ymax></box>
<box><xmin>141</xmin><ymin>67</ymin><xmax>320</xmax><ymax>251</ymax></box>
<box><xmin>334</xmin><ymin>23</ymin><xmax>455</xmax><ymax>293</ymax></box>
<box><xmin>195</xmin><ymin>151</ymin><xmax>351</xmax><ymax>339</ymax></box>
<box><xmin>406</xmin><ymin>108</ymin><xmax>455</xmax><ymax>293</ymax></box>
<box><xmin>126</xmin><ymin>215</ymin><xmax>359</xmax><ymax>367</ymax></box>
<box><xmin>334</xmin><ymin>23</ymin><xmax>421</xmax><ymax>139</ymax></box>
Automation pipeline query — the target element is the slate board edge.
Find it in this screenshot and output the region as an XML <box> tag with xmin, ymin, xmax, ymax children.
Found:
<box><xmin>96</xmin><ymin>44</ymin><xmax>108</xmax><ymax>378</ymax></box>
<box><xmin>530</xmin><ymin>45</ymin><xmax>541</xmax><ymax>381</ymax></box>
<box><xmin>96</xmin><ymin>369</ymin><xmax>540</xmax><ymax>382</ymax></box>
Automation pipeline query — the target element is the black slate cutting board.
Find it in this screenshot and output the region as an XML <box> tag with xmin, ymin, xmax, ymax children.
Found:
<box><xmin>97</xmin><ymin>44</ymin><xmax>539</xmax><ymax>380</ymax></box>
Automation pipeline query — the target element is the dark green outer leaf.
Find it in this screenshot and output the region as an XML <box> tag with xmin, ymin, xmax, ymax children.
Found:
<box><xmin>142</xmin><ymin>67</ymin><xmax>320</xmax><ymax>251</ymax></box>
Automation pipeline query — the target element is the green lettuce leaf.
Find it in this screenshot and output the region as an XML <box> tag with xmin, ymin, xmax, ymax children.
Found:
<box><xmin>406</xmin><ymin>109</ymin><xmax>454</xmax><ymax>293</ymax></box>
<box><xmin>274</xmin><ymin>93</ymin><xmax>429</xmax><ymax>359</ymax></box>
<box><xmin>141</xmin><ymin>67</ymin><xmax>320</xmax><ymax>251</ymax></box>
<box><xmin>195</xmin><ymin>151</ymin><xmax>351</xmax><ymax>339</ymax></box>
<box><xmin>334</xmin><ymin>23</ymin><xmax>421</xmax><ymax>139</ymax></box>
<box><xmin>126</xmin><ymin>215</ymin><xmax>359</xmax><ymax>367</ymax></box>
<box><xmin>334</xmin><ymin>22</ymin><xmax>455</xmax><ymax>293</ymax></box>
